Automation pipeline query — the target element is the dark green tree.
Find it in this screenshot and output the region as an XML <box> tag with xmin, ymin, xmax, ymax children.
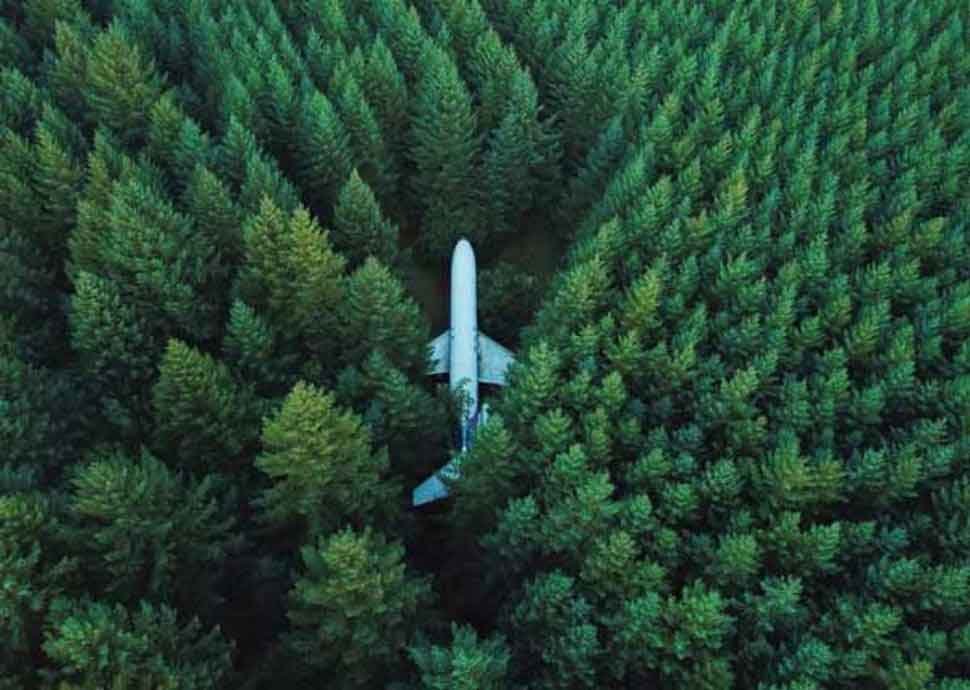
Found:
<box><xmin>331</xmin><ymin>68</ymin><xmax>398</xmax><ymax>207</ymax></box>
<box><xmin>338</xmin><ymin>256</ymin><xmax>428</xmax><ymax>374</ymax></box>
<box><xmin>294</xmin><ymin>89</ymin><xmax>354</xmax><ymax>215</ymax></box>
<box><xmin>69</xmin><ymin>173</ymin><xmax>228</xmax><ymax>347</ymax></box>
<box><xmin>64</xmin><ymin>447</ymin><xmax>237</xmax><ymax>616</ymax></box>
<box><xmin>408</xmin><ymin>623</ymin><xmax>512</xmax><ymax>690</ymax></box>
<box><xmin>181</xmin><ymin>163</ymin><xmax>245</xmax><ymax>265</ymax></box>
<box><xmin>68</xmin><ymin>271</ymin><xmax>158</xmax><ymax>443</ymax></box>
<box><xmin>331</xmin><ymin>169</ymin><xmax>399</xmax><ymax>268</ymax></box>
<box><xmin>151</xmin><ymin>338</ymin><xmax>264</xmax><ymax>476</ymax></box>
<box><xmin>41</xmin><ymin>597</ymin><xmax>234</xmax><ymax>690</ymax></box>
<box><xmin>478</xmin><ymin>261</ymin><xmax>544</xmax><ymax>348</ymax></box>
<box><xmin>0</xmin><ymin>468</ymin><xmax>79</xmax><ymax>686</ymax></box>
<box><xmin>408</xmin><ymin>42</ymin><xmax>482</xmax><ymax>257</ymax></box>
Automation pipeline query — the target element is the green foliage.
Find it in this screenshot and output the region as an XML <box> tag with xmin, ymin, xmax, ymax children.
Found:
<box><xmin>65</xmin><ymin>448</ymin><xmax>237</xmax><ymax>614</ymax></box>
<box><xmin>70</xmin><ymin>173</ymin><xmax>227</xmax><ymax>346</ymax></box>
<box><xmin>237</xmin><ymin>197</ymin><xmax>346</xmax><ymax>361</ymax></box>
<box><xmin>331</xmin><ymin>68</ymin><xmax>398</xmax><ymax>207</ymax></box>
<box><xmin>255</xmin><ymin>381</ymin><xmax>397</xmax><ymax>535</ymax></box>
<box><xmin>295</xmin><ymin>89</ymin><xmax>354</xmax><ymax>213</ymax></box>
<box><xmin>4</xmin><ymin>0</ymin><xmax>970</xmax><ymax>687</ymax></box>
<box><xmin>408</xmin><ymin>42</ymin><xmax>482</xmax><ymax>257</ymax></box>
<box><xmin>0</xmin><ymin>474</ymin><xmax>79</xmax><ymax>684</ymax></box>
<box><xmin>409</xmin><ymin>623</ymin><xmax>512</xmax><ymax>690</ymax></box>
<box><xmin>338</xmin><ymin>257</ymin><xmax>429</xmax><ymax>375</ymax></box>
<box><xmin>40</xmin><ymin>597</ymin><xmax>233</xmax><ymax>690</ymax></box>
<box><xmin>478</xmin><ymin>261</ymin><xmax>543</xmax><ymax>348</ymax></box>
<box><xmin>83</xmin><ymin>21</ymin><xmax>165</xmax><ymax>145</ymax></box>
<box><xmin>284</xmin><ymin>526</ymin><xmax>433</xmax><ymax>688</ymax></box>
<box><xmin>68</xmin><ymin>270</ymin><xmax>157</xmax><ymax>440</ymax></box>
<box><xmin>151</xmin><ymin>338</ymin><xmax>264</xmax><ymax>474</ymax></box>
<box><xmin>0</xmin><ymin>317</ymin><xmax>88</xmax><ymax>470</ymax></box>
<box><xmin>331</xmin><ymin>169</ymin><xmax>399</xmax><ymax>268</ymax></box>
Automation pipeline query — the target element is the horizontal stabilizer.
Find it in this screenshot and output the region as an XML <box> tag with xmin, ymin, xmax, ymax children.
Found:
<box><xmin>412</xmin><ymin>457</ymin><xmax>461</xmax><ymax>506</ymax></box>
<box><xmin>478</xmin><ymin>332</ymin><xmax>515</xmax><ymax>385</ymax></box>
<box><xmin>428</xmin><ymin>330</ymin><xmax>450</xmax><ymax>375</ymax></box>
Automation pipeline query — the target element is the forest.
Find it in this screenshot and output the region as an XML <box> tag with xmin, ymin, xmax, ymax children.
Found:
<box><xmin>1</xmin><ymin>0</ymin><xmax>969</xmax><ymax>687</ymax></box>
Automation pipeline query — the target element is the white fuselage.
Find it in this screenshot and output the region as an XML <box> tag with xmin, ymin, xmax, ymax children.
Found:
<box><xmin>449</xmin><ymin>239</ymin><xmax>479</xmax><ymax>450</ymax></box>
<box><xmin>412</xmin><ymin>238</ymin><xmax>516</xmax><ymax>506</ymax></box>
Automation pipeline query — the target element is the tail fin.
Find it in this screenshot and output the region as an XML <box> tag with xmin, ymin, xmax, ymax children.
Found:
<box><xmin>412</xmin><ymin>457</ymin><xmax>461</xmax><ymax>506</ymax></box>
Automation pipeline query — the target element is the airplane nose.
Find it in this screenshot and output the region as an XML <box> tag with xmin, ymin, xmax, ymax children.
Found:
<box><xmin>453</xmin><ymin>238</ymin><xmax>475</xmax><ymax>267</ymax></box>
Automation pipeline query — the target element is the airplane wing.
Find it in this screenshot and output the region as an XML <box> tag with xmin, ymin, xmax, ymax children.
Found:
<box><xmin>428</xmin><ymin>330</ymin><xmax>450</xmax><ymax>375</ymax></box>
<box><xmin>413</xmin><ymin>457</ymin><xmax>461</xmax><ymax>506</ymax></box>
<box><xmin>478</xmin><ymin>332</ymin><xmax>515</xmax><ymax>385</ymax></box>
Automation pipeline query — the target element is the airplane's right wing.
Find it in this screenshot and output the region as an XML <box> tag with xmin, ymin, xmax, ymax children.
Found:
<box><xmin>478</xmin><ymin>332</ymin><xmax>515</xmax><ymax>385</ymax></box>
<box><xmin>428</xmin><ymin>330</ymin><xmax>450</xmax><ymax>375</ymax></box>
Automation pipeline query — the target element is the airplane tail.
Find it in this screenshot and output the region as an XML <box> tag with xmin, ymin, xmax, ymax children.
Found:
<box><xmin>413</xmin><ymin>456</ymin><xmax>461</xmax><ymax>506</ymax></box>
<box><xmin>412</xmin><ymin>402</ymin><xmax>491</xmax><ymax>507</ymax></box>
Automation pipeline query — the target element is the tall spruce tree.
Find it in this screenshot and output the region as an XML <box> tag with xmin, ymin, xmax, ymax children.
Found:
<box><xmin>331</xmin><ymin>169</ymin><xmax>399</xmax><ymax>268</ymax></box>
<box><xmin>408</xmin><ymin>42</ymin><xmax>482</xmax><ymax>257</ymax></box>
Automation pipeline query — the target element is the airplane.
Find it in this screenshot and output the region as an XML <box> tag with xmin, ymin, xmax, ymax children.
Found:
<box><xmin>412</xmin><ymin>238</ymin><xmax>516</xmax><ymax>506</ymax></box>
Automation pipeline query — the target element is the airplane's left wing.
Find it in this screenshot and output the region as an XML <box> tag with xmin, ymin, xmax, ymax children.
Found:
<box><xmin>428</xmin><ymin>330</ymin><xmax>450</xmax><ymax>375</ymax></box>
<box><xmin>478</xmin><ymin>332</ymin><xmax>515</xmax><ymax>385</ymax></box>
<box><xmin>413</xmin><ymin>457</ymin><xmax>461</xmax><ymax>506</ymax></box>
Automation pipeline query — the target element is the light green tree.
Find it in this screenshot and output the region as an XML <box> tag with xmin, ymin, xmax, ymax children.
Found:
<box><xmin>255</xmin><ymin>381</ymin><xmax>397</xmax><ymax>535</ymax></box>
<box><xmin>284</xmin><ymin>526</ymin><xmax>433</xmax><ymax>688</ymax></box>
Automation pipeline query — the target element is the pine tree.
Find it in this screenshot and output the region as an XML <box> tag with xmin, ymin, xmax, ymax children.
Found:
<box><xmin>221</xmin><ymin>298</ymin><xmax>300</xmax><ymax>399</ymax></box>
<box><xmin>0</xmin><ymin>108</ymin><xmax>82</xmax><ymax>362</ymax></box>
<box><xmin>70</xmin><ymin>175</ymin><xmax>227</xmax><ymax>346</ymax></box>
<box><xmin>237</xmin><ymin>147</ymin><xmax>301</xmax><ymax>216</ymax></box>
<box><xmin>363</xmin><ymin>35</ymin><xmax>409</xmax><ymax>161</ymax></box>
<box><xmin>21</xmin><ymin>0</ymin><xmax>90</xmax><ymax>50</ymax></box>
<box><xmin>284</xmin><ymin>526</ymin><xmax>433</xmax><ymax>689</ymax></box>
<box><xmin>331</xmin><ymin>169</ymin><xmax>399</xmax><ymax>268</ymax></box>
<box><xmin>478</xmin><ymin>261</ymin><xmax>542</xmax><ymax>348</ymax></box>
<box><xmin>45</xmin><ymin>20</ymin><xmax>93</xmax><ymax>124</ymax></box>
<box><xmin>83</xmin><ymin>20</ymin><xmax>165</xmax><ymax>145</ymax></box>
<box><xmin>41</xmin><ymin>597</ymin><xmax>234</xmax><ymax>689</ymax></box>
<box><xmin>508</xmin><ymin>570</ymin><xmax>602</xmax><ymax>689</ymax></box>
<box><xmin>336</xmin><ymin>349</ymin><xmax>450</xmax><ymax>479</ymax></box>
<box><xmin>254</xmin><ymin>381</ymin><xmax>397</xmax><ymax>535</ymax></box>
<box><xmin>556</xmin><ymin>114</ymin><xmax>627</xmax><ymax>234</ymax></box>
<box><xmin>332</xmin><ymin>71</ymin><xmax>397</xmax><ymax>208</ymax></box>
<box><xmin>295</xmin><ymin>88</ymin><xmax>354</xmax><ymax>214</ymax></box>
<box><xmin>479</xmin><ymin>90</ymin><xmax>535</xmax><ymax>237</ymax></box>
<box><xmin>146</xmin><ymin>92</ymin><xmax>213</xmax><ymax>194</ymax></box>
<box><xmin>338</xmin><ymin>256</ymin><xmax>428</xmax><ymax>374</ymax></box>
<box><xmin>408</xmin><ymin>42</ymin><xmax>482</xmax><ymax>257</ymax></box>
<box><xmin>181</xmin><ymin>163</ymin><xmax>245</xmax><ymax>265</ymax></box>
<box><xmin>237</xmin><ymin>198</ymin><xmax>346</xmax><ymax>361</ymax></box>
<box><xmin>0</xmin><ymin>23</ymin><xmax>31</xmax><ymax>88</ymax></box>
<box><xmin>465</xmin><ymin>28</ymin><xmax>519</xmax><ymax>134</ymax></box>
<box><xmin>151</xmin><ymin>338</ymin><xmax>264</xmax><ymax>476</ymax></box>
<box><xmin>64</xmin><ymin>447</ymin><xmax>237</xmax><ymax>615</ymax></box>
<box><xmin>68</xmin><ymin>271</ymin><xmax>159</xmax><ymax>442</ymax></box>
<box><xmin>409</xmin><ymin>623</ymin><xmax>511</xmax><ymax>690</ymax></box>
<box><xmin>31</xmin><ymin>105</ymin><xmax>86</xmax><ymax>257</ymax></box>
<box><xmin>0</xmin><ymin>467</ymin><xmax>79</xmax><ymax>683</ymax></box>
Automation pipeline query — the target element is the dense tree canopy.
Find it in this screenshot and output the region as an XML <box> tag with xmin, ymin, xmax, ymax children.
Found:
<box><xmin>1</xmin><ymin>0</ymin><xmax>969</xmax><ymax>688</ymax></box>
